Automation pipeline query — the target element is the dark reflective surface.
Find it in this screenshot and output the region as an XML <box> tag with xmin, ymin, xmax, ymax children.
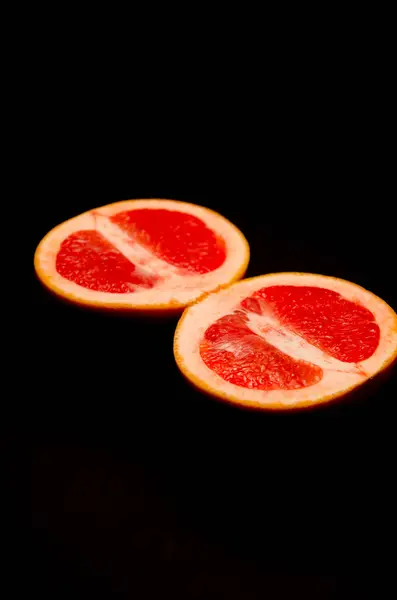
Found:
<box><xmin>15</xmin><ymin>140</ymin><xmax>397</xmax><ymax>598</ymax></box>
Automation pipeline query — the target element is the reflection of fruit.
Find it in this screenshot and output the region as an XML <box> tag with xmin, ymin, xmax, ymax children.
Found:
<box><xmin>34</xmin><ymin>199</ymin><xmax>249</xmax><ymax>313</ymax></box>
<box><xmin>174</xmin><ymin>273</ymin><xmax>397</xmax><ymax>410</ymax></box>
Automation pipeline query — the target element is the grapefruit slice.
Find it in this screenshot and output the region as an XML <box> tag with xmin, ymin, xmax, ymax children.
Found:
<box><xmin>34</xmin><ymin>199</ymin><xmax>249</xmax><ymax>313</ymax></box>
<box><xmin>174</xmin><ymin>273</ymin><xmax>397</xmax><ymax>410</ymax></box>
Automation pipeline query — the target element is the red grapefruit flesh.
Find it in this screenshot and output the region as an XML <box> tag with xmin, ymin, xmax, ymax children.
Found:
<box><xmin>34</xmin><ymin>199</ymin><xmax>249</xmax><ymax>313</ymax></box>
<box><xmin>56</xmin><ymin>230</ymin><xmax>157</xmax><ymax>292</ymax></box>
<box><xmin>111</xmin><ymin>209</ymin><xmax>226</xmax><ymax>274</ymax></box>
<box><xmin>240</xmin><ymin>286</ymin><xmax>380</xmax><ymax>362</ymax></box>
<box><xmin>174</xmin><ymin>273</ymin><xmax>397</xmax><ymax>410</ymax></box>
<box><xmin>200</xmin><ymin>311</ymin><xmax>324</xmax><ymax>390</ymax></box>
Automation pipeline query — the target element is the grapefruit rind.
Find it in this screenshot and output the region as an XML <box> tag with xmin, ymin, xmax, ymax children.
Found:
<box><xmin>174</xmin><ymin>273</ymin><xmax>397</xmax><ymax>411</ymax></box>
<box><xmin>34</xmin><ymin>199</ymin><xmax>250</xmax><ymax>313</ymax></box>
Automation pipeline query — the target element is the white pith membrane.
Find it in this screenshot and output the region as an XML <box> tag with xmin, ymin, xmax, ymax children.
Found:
<box><xmin>174</xmin><ymin>273</ymin><xmax>397</xmax><ymax>409</ymax></box>
<box><xmin>34</xmin><ymin>199</ymin><xmax>249</xmax><ymax>309</ymax></box>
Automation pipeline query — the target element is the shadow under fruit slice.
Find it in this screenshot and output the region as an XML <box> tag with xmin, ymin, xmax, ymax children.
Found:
<box><xmin>174</xmin><ymin>273</ymin><xmax>397</xmax><ymax>410</ymax></box>
<box><xmin>34</xmin><ymin>199</ymin><xmax>250</xmax><ymax>313</ymax></box>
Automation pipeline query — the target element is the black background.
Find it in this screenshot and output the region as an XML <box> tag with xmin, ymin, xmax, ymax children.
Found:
<box><xmin>7</xmin><ymin>75</ymin><xmax>396</xmax><ymax>598</ymax></box>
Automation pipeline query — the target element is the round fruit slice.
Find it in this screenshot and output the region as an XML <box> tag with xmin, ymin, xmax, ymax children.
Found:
<box><xmin>174</xmin><ymin>273</ymin><xmax>397</xmax><ymax>410</ymax></box>
<box><xmin>34</xmin><ymin>199</ymin><xmax>249</xmax><ymax>313</ymax></box>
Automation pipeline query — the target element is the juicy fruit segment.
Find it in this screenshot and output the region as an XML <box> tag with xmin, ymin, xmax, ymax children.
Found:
<box><xmin>56</xmin><ymin>231</ymin><xmax>156</xmax><ymax>293</ymax></box>
<box><xmin>200</xmin><ymin>285</ymin><xmax>380</xmax><ymax>391</ymax></box>
<box><xmin>200</xmin><ymin>312</ymin><xmax>323</xmax><ymax>390</ymax></box>
<box><xmin>55</xmin><ymin>209</ymin><xmax>227</xmax><ymax>293</ymax></box>
<box><xmin>241</xmin><ymin>286</ymin><xmax>380</xmax><ymax>362</ymax></box>
<box><xmin>111</xmin><ymin>209</ymin><xmax>226</xmax><ymax>274</ymax></box>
